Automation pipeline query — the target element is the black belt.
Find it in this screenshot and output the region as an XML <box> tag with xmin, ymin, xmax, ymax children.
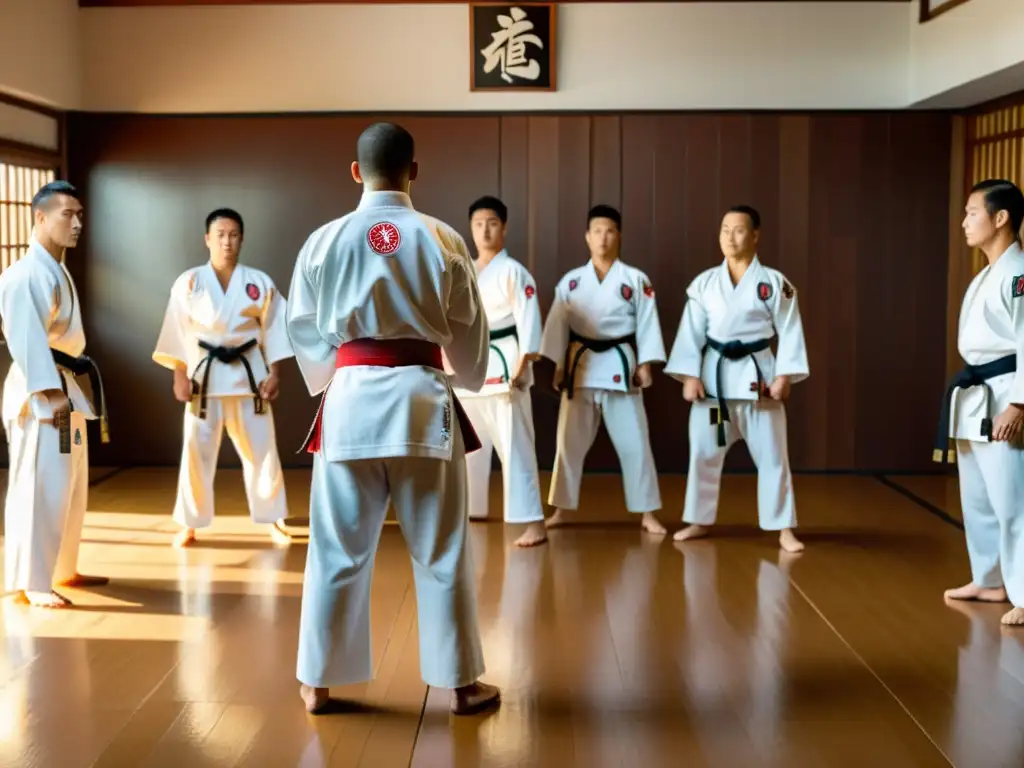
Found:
<box><xmin>561</xmin><ymin>329</ymin><xmax>636</xmax><ymax>399</ymax></box>
<box><xmin>50</xmin><ymin>348</ymin><xmax>110</xmax><ymax>445</ymax></box>
<box><xmin>488</xmin><ymin>326</ymin><xmax>518</xmax><ymax>382</ymax></box>
<box><xmin>191</xmin><ymin>339</ymin><xmax>264</xmax><ymax>419</ymax></box>
<box><xmin>704</xmin><ymin>336</ymin><xmax>774</xmax><ymax>447</ymax></box>
<box><xmin>933</xmin><ymin>353</ymin><xmax>1016</xmax><ymax>464</ymax></box>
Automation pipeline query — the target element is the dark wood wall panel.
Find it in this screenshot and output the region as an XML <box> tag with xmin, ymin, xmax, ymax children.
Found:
<box><xmin>66</xmin><ymin>111</ymin><xmax>951</xmax><ymax>474</ymax></box>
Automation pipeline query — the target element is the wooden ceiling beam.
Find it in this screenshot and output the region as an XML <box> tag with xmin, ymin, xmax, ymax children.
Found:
<box><xmin>80</xmin><ymin>0</ymin><xmax>911</xmax><ymax>7</ymax></box>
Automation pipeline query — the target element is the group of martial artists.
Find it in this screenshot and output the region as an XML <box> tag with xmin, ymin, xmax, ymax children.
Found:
<box><xmin>2</xmin><ymin>121</ymin><xmax>1023</xmax><ymax>719</ymax></box>
<box><xmin>455</xmin><ymin>195</ymin><xmax>810</xmax><ymax>555</ymax></box>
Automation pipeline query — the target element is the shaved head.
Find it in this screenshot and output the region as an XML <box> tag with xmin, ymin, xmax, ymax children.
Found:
<box><xmin>355</xmin><ymin>122</ymin><xmax>416</xmax><ymax>188</ymax></box>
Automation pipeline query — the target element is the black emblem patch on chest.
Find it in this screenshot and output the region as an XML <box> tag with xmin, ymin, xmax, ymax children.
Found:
<box><xmin>757</xmin><ymin>281</ymin><xmax>773</xmax><ymax>301</ymax></box>
<box><xmin>620</xmin><ymin>284</ymin><xmax>633</xmax><ymax>301</ymax></box>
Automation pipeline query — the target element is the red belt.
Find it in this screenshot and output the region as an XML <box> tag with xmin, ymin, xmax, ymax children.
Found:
<box><xmin>301</xmin><ymin>338</ymin><xmax>481</xmax><ymax>454</ymax></box>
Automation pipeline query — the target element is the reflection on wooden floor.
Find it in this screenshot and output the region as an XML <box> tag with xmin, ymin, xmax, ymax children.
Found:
<box><xmin>0</xmin><ymin>468</ymin><xmax>1022</xmax><ymax>767</ymax></box>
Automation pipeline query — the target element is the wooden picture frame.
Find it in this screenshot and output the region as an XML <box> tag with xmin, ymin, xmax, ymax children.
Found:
<box><xmin>469</xmin><ymin>3</ymin><xmax>557</xmax><ymax>92</ymax></box>
<box><xmin>919</xmin><ymin>0</ymin><xmax>973</xmax><ymax>22</ymax></box>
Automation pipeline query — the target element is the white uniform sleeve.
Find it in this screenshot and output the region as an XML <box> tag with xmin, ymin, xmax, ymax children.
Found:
<box><xmin>540</xmin><ymin>279</ymin><xmax>570</xmax><ymax>368</ymax></box>
<box><xmin>509</xmin><ymin>263</ymin><xmax>543</xmax><ymax>357</ymax></box>
<box><xmin>633</xmin><ymin>272</ymin><xmax>666</xmax><ymax>365</ymax></box>
<box><xmin>444</xmin><ymin>237</ymin><xmax>489</xmax><ymax>392</ymax></box>
<box><xmin>152</xmin><ymin>274</ymin><xmax>192</xmax><ymax>370</ymax></box>
<box><xmin>285</xmin><ymin>235</ymin><xmax>337</xmax><ymax>396</ymax></box>
<box><xmin>770</xmin><ymin>274</ymin><xmax>810</xmax><ymax>383</ymax></box>
<box><xmin>664</xmin><ymin>276</ymin><xmax>708</xmax><ymax>383</ymax></box>
<box><xmin>1007</xmin><ymin>272</ymin><xmax>1024</xmax><ymax>406</ymax></box>
<box><xmin>0</xmin><ymin>265</ymin><xmax>63</xmax><ymax>418</ymax></box>
<box><xmin>260</xmin><ymin>281</ymin><xmax>294</xmax><ymax>365</ymax></box>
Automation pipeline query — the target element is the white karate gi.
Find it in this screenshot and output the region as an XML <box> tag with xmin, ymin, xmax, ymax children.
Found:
<box><xmin>665</xmin><ymin>256</ymin><xmax>809</xmax><ymax>530</ymax></box>
<box><xmin>152</xmin><ymin>263</ymin><xmax>292</xmax><ymax>529</ymax></box>
<box><xmin>286</xmin><ymin>189</ymin><xmax>489</xmax><ymax>690</ymax></box>
<box><xmin>939</xmin><ymin>241</ymin><xmax>1024</xmax><ymax>606</ymax></box>
<box><xmin>540</xmin><ymin>259</ymin><xmax>665</xmax><ymax>514</ymax></box>
<box><xmin>453</xmin><ymin>250</ymin><xmax>544</xmax><ymax>524</ymax></box>
<box><xmin>0</xmin><ymin>239</ymin><xmax>105</xmax><ymax>593</ymax></box>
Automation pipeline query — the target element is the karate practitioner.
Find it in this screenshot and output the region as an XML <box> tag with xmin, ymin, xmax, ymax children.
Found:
<box><xmin>939</xmin><ymin>178</ymin><xmax>1024</xmax><ymax>627</ymax></box>
<box><xmin>0</xmin><ymin>181</ymin><xmax>110</xmax><ymax>608</ymax></box>
<box><xmin>455</xmin><ymin>195</ymin><xmax>546</xmax><ymax>548</ymax></box>
<box><xmin>540</xmin><ymin>205</ymin><xmax>667</xmax><ymax>534</ymax></box>
<box><xmin>285</xmin><ymin>122</ymin><xmax>500</xmax><ymax>715</ymax></box>
<box><xmin>665</xmin><ymin>206</ymin><xmax>808</xmax><ymax>553</ymax></box>
<box><xmin>153</xmin><ymin>208</ymin><xmax>293</xmax><ymax>548</ymax></box>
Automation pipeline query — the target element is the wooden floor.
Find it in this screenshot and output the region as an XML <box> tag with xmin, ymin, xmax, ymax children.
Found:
<box><xmin>0</xmin><ymin>467</ymin><xmax>1022</xmax><ymax>767</ymax></box>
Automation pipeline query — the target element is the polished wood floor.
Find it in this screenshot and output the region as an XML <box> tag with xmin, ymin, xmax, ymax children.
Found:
<box><xmin>0</xmin><ymin>467</ymin><xmax>1021</xmax><ymax>767</ymax></box>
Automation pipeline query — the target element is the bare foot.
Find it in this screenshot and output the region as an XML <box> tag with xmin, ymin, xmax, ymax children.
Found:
<box><xmin>173</xmin><ymin>528</ymin><xmax>196</xmax><ymax>548</ymax></box>
<box><xmin>514</xmin><ymin>522</ymin><xmax>547</xmax><ymax>547</ymax></box>
<box><xmin>299</xmin><ymin>684</ymin><xmax>330</xmax><ymax>713</ymax></box>
<box><xmin>269</xmin><ymin>520</ymin><xmax>292</xmax><ymax>546</ymax></box>
<box><xmin>673</xmin><ymin>524</ymin><xmax>709</xmax><ymax>542</ymax></box>
<box><xmin>451</xmin><ymin>681</ymin><xmax>501</xmax><ymax>715</ymax></box>
<box><xmin>779</xmin><ymin>528</ymin><xmax>805</xmax><ymax>553</ymax></box>
<box><xmin>944</xmin><ymin>583</ymin><xmax>1008</xmax><ymax>602</ymax></box>
<box><xmin>545</xmin><ymin>508</ymin><xmax>570</xmax><ymax>529</ymax></box>
<box><xmin>1001</xmin><ymin>607</ymin><xmax>1024</xmax><ymax>626</ymax></box>
<box><xmin>56</xmin><ymin>574</ymin><xmax>109</xmax><ymax>588</ymax></box>
<box><xmin>16</xmin><ymin>590</ymin><xmax>72</xmax><ymax>608</ymax></box>
<box><xmin>641</xmin><ymin>512</ymin><xmax>667</xmax><ymax>535</ymax></box>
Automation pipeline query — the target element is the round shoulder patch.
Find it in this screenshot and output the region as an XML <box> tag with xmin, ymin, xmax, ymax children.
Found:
<box><xmin>367</xmin><ymin>221</ymin><xmax>402</xmax><ymax>255</ymax></box>
<box><xmin>246</xmin><ymin>282</ymin><xmax>261</xmax><ymax>301</ymax></box>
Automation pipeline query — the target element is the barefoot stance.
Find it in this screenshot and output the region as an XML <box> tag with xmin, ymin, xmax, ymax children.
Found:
<box><xmin>451</xmin><ymin>681</ymin><xmax>501</xmax><ymax>715</ymax></box>
<box><xmin>778</xmin><ymin>528</ymin><xmax>804</xmax><ymax>553</ymax></box>
<box><xmin>174</xmin><ymin>522</ymin><xmax>290</xmax><ymax>547</ymax></box>
<box><xmin>544</xmin><ymin>508</ymin><xmax>570</xmax><ymax>529</ymax></box>
<box><xmin>56</xmin><ymin>573</ymin><xmax>109</xmax><ymax>588</ymax></box>
<box><xmin>16</xmin><ymin>590</ymin><xmax>72</xmax><ymax>608</ymax></box>
<box><xmin>1001</xmin><ymin>606</ymin><xmax>1024</xmax><ymax>626</ymax></box>
<box><xmin>173</xmin><ymin>527</ymin><xmax>197</xmax><ymax>548</ymax></box>
<box><xmin>673</xmin><ymin>524</ymin><xmax>804</xmax><ymax>552</ymax></box>
<box><xmin>299</xmin><ymin>684</ymin><xmax>329</xmax><ymax>714</ymax></box>
<box><xmin>270</xmin><ymin>520</ymin><xmax>292</xmax><ymax>545</ymax></box>
<box><xmin>641</xmin><ymin>512</ymin><xmax>667</xmax><ymax>535</ymax></box>
<box><xmin>673</xmin><ymin>524</ymin><xmax>709</xmax><ymax>542</ymax></box>
<box><xmin>944</xmin><ymin>583</ymin><xmax>1008</xmax><ymax>602</ymax></box>
<box><xmin>514</xmin><ymin>522</ymin><xmax>547</xmax><ymax>547</ymax></box>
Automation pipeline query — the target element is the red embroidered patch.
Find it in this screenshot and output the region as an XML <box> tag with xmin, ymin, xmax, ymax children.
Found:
<box><xmin>367</xmin><ymin>222</ymin><xmax>401</xmax><ymax>255</ymax></box>
<box><xmin>569</xmin><ymin>279</ymin><xmax>579</xmax><ymax>291</ymax></box>
<box><xmin>1014</xmin><ymin>275</ymin><xmax>1024</xmax><ymax>298</ymax></box>
<box><xmin>613</xmin><ymin>374</ymin><xmax>622</xmax><ymax>383</ymax></box>
<box><xmin>525</xmin><ymin>284</ymin><xmax>536</xmax><ymax>299</ymax></box>
<box><xmin>621</xmin><ymin>284</ymin><xmax>633</xmax><ymax>301</ymax></box>
<box><xmin>757</xmin><ymin>281</ymin><xmax>773</xmax><ymax>301</ymax></box>
<box><xmin>246</xmin><ymin>283</ymin><xmax>260</xmax><ymax>301</ymax></box>
<box><xmin>643</xmin><ymin>281</ymin><xmax>654</xmax><ymax>298</ymax></box>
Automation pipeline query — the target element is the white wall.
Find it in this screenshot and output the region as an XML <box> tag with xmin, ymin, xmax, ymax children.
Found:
<box><xmin>910</xmin><ymin>0</ymin><xmax>1024</xmax><ymax>106</ymax></box>
<box><xmin>78</xmin><ymin>2</ymin><xmax>911</xmax><ymax>113</ymax></box>
<box><xmin>0</xmin><ymin>0</ymin><xmax>80</xmax><ymax>109</ymax></box>
<box><xmin>4</xmin><ymin>1</ymin><xmax>1023</xmax><ymax>115</ymax></box>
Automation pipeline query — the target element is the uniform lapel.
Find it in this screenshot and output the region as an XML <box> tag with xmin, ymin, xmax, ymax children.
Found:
<box><xmin>958</xmin><ymin>266</ymin><xmax>989</xmax><ymax>340</ymax></box>
<box><xmin>712</xmin><ymin>256</ymin><xmax>760</xmax><ymax>338</ymax></box>
<box><xmin>28</xmin><ymin>241</ymin><xmax>73</xmax><ymax>337</ymax></box>
<box><xmin>476</xmin><ymin>250</ymin><xmax>506</xmax><ymax>296</ymax></box>
<box><xmin>209</xmin><ymin>262</ymin><xmax>243</xmax><ymax>326</ymax></box>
